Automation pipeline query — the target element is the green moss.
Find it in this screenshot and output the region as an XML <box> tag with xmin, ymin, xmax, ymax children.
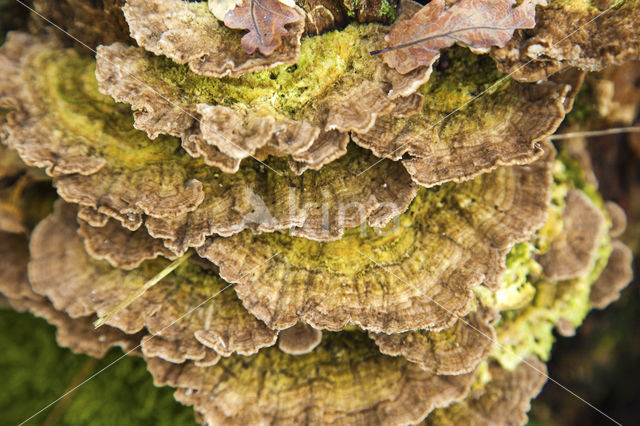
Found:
<box><xmin>418</xmin><ymin>47</ymin><xmax>508</xmax><ymax>113</ymax></box>
<box><xmin>147</xmin><ymin>23</ymin><xmax>375</xmax><ymax>119</ymax></box>
<box><xmin>379</xmin><ymin>0</ymin><xmax>397</xmax><ymax>21</ymax></box>
<box><xmin>0</xmin><ymin>308</ymin><xmax>198</xmax><ymax>425</ymax></box>
<box><xmin>145</xmin><ymin>26</ymin><xmax>506</xmax><ymax>120</ymax></box>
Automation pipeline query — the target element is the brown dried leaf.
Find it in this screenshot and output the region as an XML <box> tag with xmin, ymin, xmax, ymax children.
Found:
<box><xmin>378</xmin><ymin>0</ymin><xmax>544</xmax><ymax>75</ymax></box>
<box><xmin>224</xmin><ymin>0</ymin><xmax>305</xmax><ymax>56</ymax></box>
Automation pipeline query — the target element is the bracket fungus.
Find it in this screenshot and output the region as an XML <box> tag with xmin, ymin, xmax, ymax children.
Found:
<box><xmin>277</xmin><ymin>322</ymin><xmax>323</xmax><ymax>355</ymax></box>
<box><xmin>491</xmin><ymin>0</ymin><xmax>640</xmax><ymax>82</ymax></box>
<box><xmin>370</xmin><ymin>308</ymin><xmax>497</xmax><ymax>375</ymax></box>
<box><xmin>590</xmin><ymin>240</ymin><xmax>634</xmax><ymax>309</ymax></box>
<box><xmin>0</xmin><ymin>0</ymin><xmax>638</xmax><ymax>424</ymax></box>
<box><xmin>28</xmin><ymin>201</ymin><xmax>278</xmax><ymax>361</ymax></box>
<box><xmin>124</xmin><ymin>0</ymin><xmax>306</xmax><ymax>78</ymax></box>
<box><xmin>96</xmin><ymin>1</ymin><xmax>436</xmax><ymax>173</ymax></box>
<box><xmin>537</xmin><ymin>189</ymin><xmax>607</xmax><ymax>281</ymax></box>
<box><xmin>198</xmin><ymin>150</ymin><xmax>554</xmax><ymax>333</ymax></box>
<box><xmin>0</xmin><ymin>33</ymin><xmax>418</xmax><ymax>247</ymax></box>
<box><xmin>426</xmin><ymin>357</ymin><xmax>548</xmax><ymax>426</ymax></box>
<box><xmin>145</xmin><ymin>332</ymin><xmax>477</xmax><ymax>425</ymax></box>
<box><xmin>78</xmin><ymin>216</ymin><xmax>179</xmax><ymax>271</ymax></box>
<box><xmin>352</xmin><ymin>54</ymin><xmax>581</xmax><ymax>187</ymax></box>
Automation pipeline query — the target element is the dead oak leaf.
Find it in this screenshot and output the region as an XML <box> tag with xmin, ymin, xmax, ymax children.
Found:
<box><xmin>375</xmin><ymin>0</ymin><xmax>546</xmax><ymax>74</ymax></box>
<box><xmin>224</xmin><ymin>0</ymin><xmax>304</xmax><ymax>55</ymax></box>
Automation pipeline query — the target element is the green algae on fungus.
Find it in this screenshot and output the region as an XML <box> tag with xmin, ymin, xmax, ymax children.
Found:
<box><xmin>198</xmin><ymin>148</ymin><xmax>554</xmax><ymax>334</ymax></box>
<box><xmin>143</xmin><ymin>24</ymin><xmax>378</xmax><ymax>118</ymax></box>
<box><xmin>425</xmin><ymin>357</ymin><xmax>547</xmax><ymax>426</ymax></box>
<box><xmin>146</xmin><ymin>331</ymin><xmax>476</xmax><ymax>425</ymax></box>
<box><xmin>97</xmin><ymin>0</ymin><xmax>433</xmax><ymax>171</ymax></box>
<box><xmin>492</xmin><ymin>239</ymin><xmax>612</xmax><ymax>370</ymax></box>
<box><xmin>487</xmin><ymin>155</ymin><xmax>615</xmax><ymax>370</ymax></box>
<box><xmin>370</xmin><ymin>307</ymin><xmax>497</xmax><ymax>375</ymax></box>
<box><xmin>28</xmin><ymin>201</ymin><xmax>278</xmax><ymax>360</ymax></box>
<box><xmin>352</xmin><ymin>49</ymin><xmax>581</xmax><ymax>187</ymax></box>
<box><xmin>491</xmin><ymin>0</ymin><xmax>640</xmax><ymax>82</ymax></box>
<box><xmin>0</xmin><ymin>32</ymin><xmax>419</xmax><ymax>248</ymax></box>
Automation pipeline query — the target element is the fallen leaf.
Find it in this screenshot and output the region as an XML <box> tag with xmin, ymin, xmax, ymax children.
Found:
<box><xmin>224</xmin><ymin>0</ymin><xmax>304</xmax><ymax>55</ymax></box>
<box><xmin>374</xmin><ymin>0</ymin><xmax>546</xmax><ymax>74</ymax></box>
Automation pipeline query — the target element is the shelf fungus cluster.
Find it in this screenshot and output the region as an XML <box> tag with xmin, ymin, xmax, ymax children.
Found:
<box><xmin>0</xmin><ymin>0</ymin><xmax>637</xmax><ymax>424</ymax></box>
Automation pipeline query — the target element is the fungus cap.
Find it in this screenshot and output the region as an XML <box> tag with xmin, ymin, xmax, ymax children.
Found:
<box><xmin>146</xmin><ymin>332</ymin><xmax>477</xmax><ymax>425</ymax></box>
<box><xmin>198</xmin><ymin>148</ymin><xmax>554</xmax><ymax>334</ymax></box>
<box><xmin>491</xmin><ymin>1</ymin><xmax>640</xmax><ymax>82</ymax></box>
<box><xmin>28</xmin><ymin>202</ymin><xmax>278</xmax><ymax>361</ymax></box>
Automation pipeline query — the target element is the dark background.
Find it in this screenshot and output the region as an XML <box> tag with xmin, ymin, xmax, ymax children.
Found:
<box><xmin>530</xmin><ymin>133</ymin><xmax>640</xmax><ymax>426</ymax></box>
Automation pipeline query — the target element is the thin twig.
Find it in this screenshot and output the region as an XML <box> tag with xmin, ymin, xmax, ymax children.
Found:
<box><xmin>550</xmin><ymin>126</ymin><xmax>640</xmax><ymax>140</ymax></box>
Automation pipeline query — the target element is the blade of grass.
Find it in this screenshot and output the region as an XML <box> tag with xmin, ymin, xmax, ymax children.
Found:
<box><xmin>94</xmin><ymin>252</ymin><xmax>193</xmax><ymax>329</ymax></box>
